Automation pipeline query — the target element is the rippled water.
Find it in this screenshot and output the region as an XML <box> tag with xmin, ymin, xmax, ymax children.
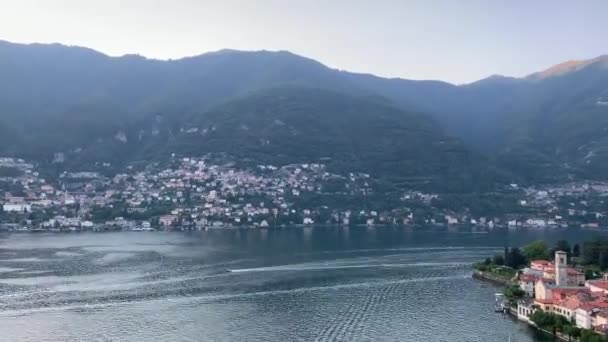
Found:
<box><xmin>0</xmin><ymin>228</ymin><xmax>595</xmax><ymax>341</ymax></box>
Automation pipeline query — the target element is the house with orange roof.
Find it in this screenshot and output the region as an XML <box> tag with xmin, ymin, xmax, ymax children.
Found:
<box><xmin>576</xmin><ymin>302</ymin><xmax>608</xmax><ymax>329</ymax></box>
<box><xmin>587</xmin><ymin>280</ymin><xmax>608</xmax><ymax>295</ymax></box>
<box><xmin>541</xmin><ymin>266</ymin><xmax>585</xmax><ymax>286</ymax></box>
<box><xmin>530</xmin><ymin>259</ymin><xmax>553</xmax><ymax>271</ymax></box>
<box><xmin>518</xmin><ymin>252</ymin><xmax>608</xmax><ymax>331</ymax></box>
<box><xmin>552</xmin><ymin>290</ymin><xmax>594</xmax><ymax>320</ymax></box>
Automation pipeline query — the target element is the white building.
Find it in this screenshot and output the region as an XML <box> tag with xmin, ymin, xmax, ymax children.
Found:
<box><xmin>2</xmin><ymin>203</ymin><xmax>31</xmax><ymax>212</ymax></box>
<box><xmin>519</xmin><ymin>274</ymin><xmax>540</xmax><ymax>297</ymax></box>
<box><xmin>445</xmin><ymin>215</ymin><xmax>458</xmax><ymax>224</ymax></box>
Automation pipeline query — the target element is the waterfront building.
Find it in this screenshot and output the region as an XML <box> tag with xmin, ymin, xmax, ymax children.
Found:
<box><xmin>524</xmin><ymin>251</ymin><xmax>608</xmax><ymax>332</ymax></box>
<box><xmin>517</xmin><ymin>298</ymin><xmax>537</xmax><ymax>324</ymax></box>
<box><xmin>576</xmin><ymin>304</ymin><xmax>608</xmax><ymax>330</ymax></box>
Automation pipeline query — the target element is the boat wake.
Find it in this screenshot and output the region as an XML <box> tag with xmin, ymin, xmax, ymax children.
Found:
<box><xmin>230</xmin><ymin>261</ymin><xmax>469</xmax><ymax>273</ymax></box>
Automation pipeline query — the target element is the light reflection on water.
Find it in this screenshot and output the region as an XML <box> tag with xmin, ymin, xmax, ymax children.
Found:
<box><xmin>0</xmin><ymin>228</ymin><xmax>590</xmax><ymax>341</ymax></box>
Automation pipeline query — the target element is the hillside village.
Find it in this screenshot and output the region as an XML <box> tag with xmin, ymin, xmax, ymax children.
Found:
<box><xmin>2</xmin><ymin>155</ymin><xmax>608</xmax><ymax>232</ymax></box>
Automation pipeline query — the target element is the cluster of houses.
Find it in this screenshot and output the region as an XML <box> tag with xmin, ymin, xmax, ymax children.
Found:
<box><xmin>517</xmin><ymin>251</ymin><xmax>608</xmax><ymax>333</ymax></box>
<box><xmin>3</xmin><ymin>154</ymin><xmax>608</xmax><ymax>231</ymax></box>
<box><xmin>514</xmin><ymin>182</ymin><xmax>608</xmax><ymax>229</ymax></box>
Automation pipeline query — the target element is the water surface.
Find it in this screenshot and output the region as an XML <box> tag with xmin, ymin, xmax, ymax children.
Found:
<box><xmin>0</xmin><ymin>228</ymin><xmax>597</xmax><ymax>341</ymax></box>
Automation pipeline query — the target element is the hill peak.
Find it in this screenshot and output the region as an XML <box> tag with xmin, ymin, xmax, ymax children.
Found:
<box><xmin>526</xmin><ymin>55</ymin><xmax>608</xmax><ymax>80</ymax></box>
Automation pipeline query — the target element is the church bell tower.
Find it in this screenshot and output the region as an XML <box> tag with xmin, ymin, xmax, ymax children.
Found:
<box><xmin>555</xmin><ymin>250</ymin><xmax>568</xmax><ymax>286</ymax></box>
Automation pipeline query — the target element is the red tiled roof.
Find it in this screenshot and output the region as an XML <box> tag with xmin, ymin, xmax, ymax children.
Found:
<box><xmin>553</xmin><ymin>288</ymin><xmax>591</xmax><ymax>301</ymax></box>
<box><xmin>588</xmin><ymin>280</ymin><xmax>608</xmax><ymax>291</ymax></box>
<box><xmin>578</xmin><ymin>300</ymin><xmax>608</xmax><ymax>312</ymax></box>
<box><xmin>559</xmin><ymin>297</ymin><xmax>582</xmax><ymax>310</ymax></box>
<box><xmin>575</xmin><ymin>292</ymin><xmax>595</xmax><ymax>302</ymax></box>
<box><xmin>520</xmin><ymin>274</ymin><xmax>539</xmax><ymax>282</ymax></box>
<box><xmin>532</xmin><ymin>260</ymin><xmax>552</xmax><ymax>265</ymax></box>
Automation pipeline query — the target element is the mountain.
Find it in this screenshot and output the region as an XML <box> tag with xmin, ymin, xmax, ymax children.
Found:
<box><xmin>165</xmin><ymin>86</ymin><xmax>499</xmax><ymax>192</ymax></box>
<box><xmin>0</xmin><ymin>39</ymin><xmax>607</xmax><ymax>187</ymax></box>
<box><xmin>0</xmin><ymin>40</ymin><xmax>498</xmax><ymax>192</ymax></box>
<box><xmin>479</xmin><ymin>56</ymin><xmax>608</xmax><ymax>181</ymax></box>
<box><xmin>526</xmin><ymin>56</ymin><xmax>608</xmax><ymax>80</ymax></box>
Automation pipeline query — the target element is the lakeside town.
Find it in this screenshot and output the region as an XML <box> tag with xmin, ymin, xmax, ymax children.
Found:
<box><xmin>2</xmin><ymin>155</ymin><xmax>608</xmax><ymax>232</ymax></box>
<box><xmin>475</xmin><ymin>239</ymin><xmax>608</xmax><ymax>341</ymax></box>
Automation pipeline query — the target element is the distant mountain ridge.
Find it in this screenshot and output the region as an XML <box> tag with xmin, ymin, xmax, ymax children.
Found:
<box><xmin>525</xmin><ymin>55</ymin><xmax>608</xmax><ymax>80</ymax></box>
<box><xmin>0</xmin><ymin>39</ymin><xmax>607</xmax><ymax>188</ymax></box>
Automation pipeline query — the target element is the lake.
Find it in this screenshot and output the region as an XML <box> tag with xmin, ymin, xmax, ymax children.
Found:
<box><xmin>0</xmin><ymin>228</ymin><xmax>603</xmax><ymax>341</ymax></box>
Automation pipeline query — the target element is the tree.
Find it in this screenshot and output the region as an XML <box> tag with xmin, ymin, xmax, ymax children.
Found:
<box><xmin>504</xmin><ymin>285</ymin><xmax>525</xmax><ymax>301</ymax></box>
<box><xmin>556</xmin><ymin>240</ymin><xmax>571</xmax><ymax>255</ymax></box>
<box><xmin>506</xmin><ymin>247</ymin><xmax>526</xmax><ymax>268</ymax></box>
<box><xmin>493</xmin><ymin>254</ymin><xmax>505</xmax><ymax>266</ymax></box>
<box><xmin>585</xmin><ymin>269</ymin><xmax>598</xmax><ymax>280</ymax></box>
<box><xmin>580</xmin><ymin>328</ymin><xmax>603</xmax><ymax>342</ymax></box>
<box><xmin>573</xmin><ymin>244</ymin><xmax>581</xmax><ymax>257</ymax></box>
<box><xmin>522</xmin><ymin>240</ymin><xmax>550</xmax><ymax>260</ymax></box>
<box><xmin>503</xmin><ymin>246</ymin><xmax>511</xmax><ymax>267</ymax></box>
<box><xmin>600</xmin><ymin>251</ymin><xmax>608</xmax><ymax>270</ymax></box>
<box><xmin>563</xmin><ymin>325</ymin><xmax>581</xmax><ymax>341</ymax></box>
<box><xmin>530</xmin><ymin>310</ymin><xmax>556</xmax><ymax>329</ymax></box>
<box><xmin>484</xmin><ymin>257</ymin><xmax>492</xmax><ymax>265</ymax></box>
<box><xmin>582</xmin><ymin>237</ymin><xmax>608</xmax><ymax>265</ymax></box>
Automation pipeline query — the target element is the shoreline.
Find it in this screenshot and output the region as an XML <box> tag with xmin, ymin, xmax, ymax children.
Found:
<box><xmin>0</xmin><ymin>223</ymin><xmax>491</xmax><ymax>234</ymax></box>
<box><xmin>472</xmin><ymin>270</ymin><xmax>513</xmax><ymax>286</ymax></box>
<box><xmin>472</xmin><ymin>271</ymin><xmax>570</xmax><ymax>341</ymax></box>
<box><xmin>1</xmin><ymin>223</ymin><xmax>602</xmax><ymax>234</ymax></box>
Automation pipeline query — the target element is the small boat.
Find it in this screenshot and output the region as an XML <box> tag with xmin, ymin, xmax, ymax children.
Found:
<box><xmin>494</xmin><ymin>293</ymin><xmax>506</xmax><ymax>312</ymax></box>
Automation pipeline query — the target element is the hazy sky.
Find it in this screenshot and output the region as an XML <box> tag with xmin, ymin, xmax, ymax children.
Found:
<box><xmin>1</xmin><ymin>0</ymin><xmax>607</xmax><ymax>84</ymax></box>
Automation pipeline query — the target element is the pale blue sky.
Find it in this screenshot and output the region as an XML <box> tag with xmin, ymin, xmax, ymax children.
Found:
<box><xmin>0</xmin><ymin>0</ymin><xmax>606</xmax><ymax>84</ymax></box>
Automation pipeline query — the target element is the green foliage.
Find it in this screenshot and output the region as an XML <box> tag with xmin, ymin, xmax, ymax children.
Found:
<box><xmin>89</xmin><ymin>205</ymin><xmax>125</xmax><ymax>222</ymax></box>
<box><xmin>170</xmin><ymin>87</ymin><xmax>499</xmax><ymax>193</ymax></box>
<box><xmin>573</xmin><ymin>244</ymin><xmax>581</xmax><ymax>257</ymax></box>
<box><xmin>493</xmin><ymin>254</ymin><xmax>505</xmax><ymax>266</ymax></box>
<box><xmin>522</xmin><ymin>240</ymin><xmax>550</xmax><ymax>261</ymax></box>
<box><xmin>504</xmin><ymin>285</ymin><xmax>525</xmax><ymax>302</ymax></box>
<box><xmin>580</xmin><ymin>328</ymin><xmax>604</xmax><ymax>342</ymax></box>
<box><xmin>585</xmin><ymin>268</ymin><xmax>601</xmax><ymax>280</ymax></box>
<box><xmin>475</xmin><ymin>263</ymin><xmax>517</xmax><ymax>284</ymax></box>
<box><xmin>601</xmin><ymin>251</ymin><xmax>608</xmax><ymax>271</ymax></box>
<box><xmin>505</xmin><ymin>247</ymin><xmax>527</xmax><ymax>269</ymax></box>
<box><xmin>555</xmin><ymin>240</ymin><xmax>572</xmax><ymax>255</ymax></box>
<box><xmin>563</xmin><ymin>325</ymin><xmax>581</xmax><ymax>339</ymax></box>
<box><xmin>558</xmin><ymin>323</ymin><xmax>602</xmax><ymax>341</ymax></box>
<box><xmin>429</xmin><ymin>192</ymin><xmax>524</xmax><ymax>216</ymax></box>
<box><xmin>530</xmin><ymin>310</ymin><xmax>572</xmax><ymax>334</ymax></box>
<box><xmin>583</xmin><ymin>237</ymin><xmax>608</xmax><ymax>269</ymax></box>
